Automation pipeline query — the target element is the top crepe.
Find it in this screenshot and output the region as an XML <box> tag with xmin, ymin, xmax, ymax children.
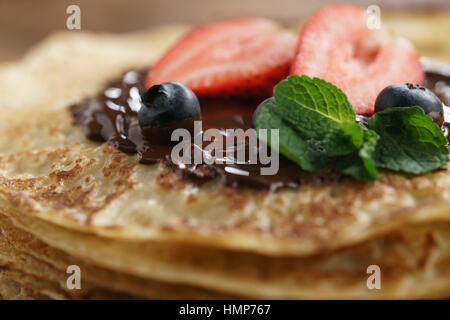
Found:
<box><xmin>0</xmin><ymin>25</ymin><xmax>449</xmax><ymax>257</ymax></box>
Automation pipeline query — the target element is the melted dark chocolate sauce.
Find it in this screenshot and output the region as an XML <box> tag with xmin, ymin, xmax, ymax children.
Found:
<box><xmin>70</xmin><ymin>61</ymin><xmax>450</xmax><ymax>191</ymax></box>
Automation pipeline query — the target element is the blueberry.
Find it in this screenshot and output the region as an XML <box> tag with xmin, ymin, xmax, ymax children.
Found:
<box><xmin>374</xmin><ymin>84</ymin><xmax>444</xmax><ymax>125</ymax></box>
<box><xmin>138</xmin><ymin>82</ymin><xmax>200</xmax><ymax>129</ymax></box>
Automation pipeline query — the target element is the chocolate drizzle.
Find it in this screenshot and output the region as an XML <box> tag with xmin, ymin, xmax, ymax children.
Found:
<box><xmin>70</xmin><ymin>61</ymin><xmax>450</xmax><ymax>191</ymax></box>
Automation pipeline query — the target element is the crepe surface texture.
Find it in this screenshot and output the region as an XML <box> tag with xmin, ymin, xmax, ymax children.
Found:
<box><xmin>0</xmin><ymin>20</ymin><xmax>449</xmax><ymax>299</ymax></box>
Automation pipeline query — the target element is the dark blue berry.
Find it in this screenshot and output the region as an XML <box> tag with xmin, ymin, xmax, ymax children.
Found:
<box><xmin>374</xmin><ymin>84</ymin><xmax>444</xmax><ymax>124</ymax></box>
<box><xmin>138</xmin><ymin>82</ymin><xmax>200</xmax><ymax>129</ymax></box>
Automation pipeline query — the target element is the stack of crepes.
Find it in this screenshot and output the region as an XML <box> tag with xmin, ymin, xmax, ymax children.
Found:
<box><xmin>0</xmin><ymin>20</ymin><xmax>449</xmax><ymax>300</ymax></box>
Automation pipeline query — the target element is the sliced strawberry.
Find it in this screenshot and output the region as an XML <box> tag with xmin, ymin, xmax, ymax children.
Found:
<box><xmin>146</xmin><ymin>18</ymin><xmax>297</xmax><ymax>97</ymax></box>
<box><xmin>291</xmin><ymin>4</ymin><xmax>424</xmax><ymax>114</ymax></box>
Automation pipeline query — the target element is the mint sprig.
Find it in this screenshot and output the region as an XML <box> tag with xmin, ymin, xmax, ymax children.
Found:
<box><xmin>336</xmin><ymin>129</ymin><xmax>379</xmax><ymax>181</ymax></box>
<box><xmin>367</xmin><ymin>106</ymin><xmax>449</xmax><ymax>174</ymax></box>
<box><xmin>255</xmin><ymin>98</ymin><xmax>331</xmax><ymax>171</ymax></box>
<box><xmin>273</xmin><ymin>75</ymin><xmax>364</xmax><ymax>156</ymax></box>
<box><xmin>254</xmin><ymin>75</ymin><xmax>449</xmax><ymax>181</ymax></box>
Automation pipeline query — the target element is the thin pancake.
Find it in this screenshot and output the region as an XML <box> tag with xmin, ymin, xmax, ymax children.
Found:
<box><xmin>0</xmin><ymin>213</ymin><xmax>236</xmax><ymax>299</ymax></box>
<box><xmin>0</xmin><ymin>268</ymin><xmax>136</xmax><ymax>299</ymax></box>
<box><xmin>0</xmin><ymin>271</ymin><xmax>51</xmax><ymax>300</ymax></box>
<box><xmin>0</xmin><ymin>26</ymin><xmax>449</xmax><ymax>257</ymax></box>
<box><xmin>4</xmin><ymin>209</ymin><xmax>450</xmax><ymax>299</ymax></box>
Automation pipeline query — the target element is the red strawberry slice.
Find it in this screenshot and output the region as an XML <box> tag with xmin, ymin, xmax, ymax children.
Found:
<box><xmin>146</xmin><ymin>18</ymin><xmax>297</xmax><ymax>97</ymax></box>
<box><xmin>291</xmin><ymin>4</ymin><xmax>424</xmax><ymax>114</ymax></box>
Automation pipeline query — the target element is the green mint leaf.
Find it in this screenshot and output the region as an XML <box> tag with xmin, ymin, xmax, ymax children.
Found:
<box><xmin>324</xmin><ymin>122</ymin><xmax>364</xmax><ymax>156</ymax></box>
<box><xmin>272</xmin><ymin>75</ymin><xmax>361</xmax><ymax>155</ymax></box>
<box><xmin>253</xmin><ymin>98</ymin><xmax>331</xmax><ymax>171</ymax></box>
<box><xmin>336</xmin><ymin>128</ymin><xmax>379</xmax><ymax>181</ymax></box>
<box><xmin>253</xmin><ymin>75</ymin><xmax>448</xmax><ymax>183</ymax></box>
<box><xmin>367</xmin><ymin>106</ymin><xmax>449</xmax><ymax>174</ymax></box>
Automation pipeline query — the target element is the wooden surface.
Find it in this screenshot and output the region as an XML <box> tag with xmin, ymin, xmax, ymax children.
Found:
<box><xmin>0</xmin><ymin>0</ymin><xmax>449</xmax><ymax>62</ymax></box>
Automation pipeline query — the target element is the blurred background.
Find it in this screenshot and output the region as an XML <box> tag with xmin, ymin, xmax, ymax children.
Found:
<box><xmin>0</xmin><ymin>0</ymin><xmax>449</xmax><ymax>62</ymax></box>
